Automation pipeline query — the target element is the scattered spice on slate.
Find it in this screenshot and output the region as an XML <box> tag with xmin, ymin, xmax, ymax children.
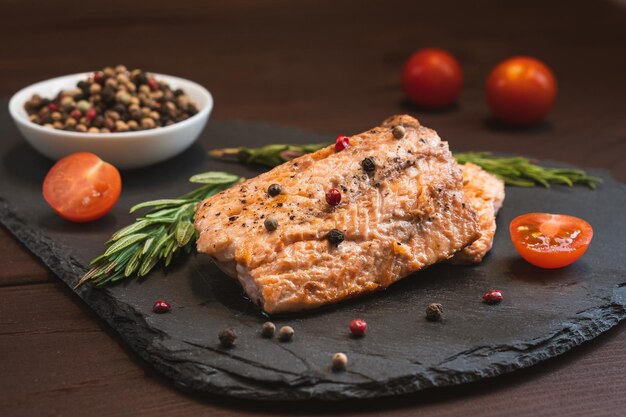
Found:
<box><xmin>261</xmin><ymin>321</ymin><xmax>276</xmax><ymax>338</ymax></box>
<box><xmin>278</xmin><ymin>326</ymin><xmax>294</xmax><ymax>342</ymax></box>
<box><xmin>425</xmin><ymin>303</ymin><xmax>443</xmax><ymax>321</ymax></box>
<box><xmin>361</xmin><ymin>157</ymin><xmax>376</xmax><ymax>173</ymax></box>
<box><xmin>264</xmin><ymin>217</ymin><xmax>279</xmax><ymax>231</ymax></box>
<box><xmin>482</xmin><ymin>289</ymin><xmax>504</xmax><ymax>304</ymax></box>
<box><xmin>332</xmin><ymin>352</ymin><xmax>348</xmax><ymax>371</ymax></box>
<box><xmin>267</xmin><ymin>183</ymin><xmax>282</xmax><ymax>197</ymax></box>
<box><xmin>327</xmin><ymin>229</ymin><xmax>345</xmax><ymax>245</ymax></box>
<box><xmin>325</xmin><ymin>188</ymin><xmax>342</xmax><ymax>206</ymax></box>
<box><xmin>23</xmin><ymin>65</ymin><xmax>199</xmax><ymax>133</ymax></box>
<box><xmin>335</xmin><ymin>135</ymin><xmax>350</xmax><ymax>151</ymax></box>
<box><xmin>349</xmin><ymin>319</ymin><xmax>367</xmax><ymax>337</ymax></box>
<box><xmin>219</xmin><ymin>327</ymin><xmax>237</xmax><ymax>348</ymax></box>
<box><xmin>152</xmin><ymin>298</ymin><xmax>171</xmax><ymax>313</ymax></box>
<box><xmin>392</xmin><ymin>125</ymin><xmax>406</xmax><ymax>139</ymax></box>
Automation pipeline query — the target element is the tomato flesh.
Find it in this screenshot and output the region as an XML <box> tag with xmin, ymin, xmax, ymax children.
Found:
<box><xmin>486</xmin><ymin>56</ymin><xmax>557</xmax><ymax>125</ymax></box>
<box><xmin>509</xmin><ymin>213</ymin><xmax>593</xmax><ymax>269</ymax></box>
<box><xmin>401</xmin><ymin>48</ymin><xmax>463</xmax><ymax>109</ymax></box>
<box><xmin>43</xmin><ymin>152</ymin><xmax>122</xmax><ymax>222</ymax></box>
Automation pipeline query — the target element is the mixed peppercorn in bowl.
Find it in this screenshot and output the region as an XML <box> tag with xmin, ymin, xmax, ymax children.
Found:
<box><xmin>9</xmin><ymin>66</ymin><xmax>213</xmax><ymax>169</ymax></box>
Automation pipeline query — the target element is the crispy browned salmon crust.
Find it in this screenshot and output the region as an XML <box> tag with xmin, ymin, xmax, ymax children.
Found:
<box><xmin>195</xmin><ymin>115</ymin><xmax>480</xmax><ymax>313</ymax></box>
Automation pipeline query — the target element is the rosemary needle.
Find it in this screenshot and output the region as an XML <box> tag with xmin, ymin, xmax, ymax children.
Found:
<box><xmin>76</xmin><ymin>172</ymin><xmax>243</xmax><ymax>288</ymax></box>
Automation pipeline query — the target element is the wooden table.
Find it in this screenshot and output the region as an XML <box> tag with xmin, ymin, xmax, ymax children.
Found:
<box><xmin>1</xmin><ymin>1</ymin><xmax>625</xmax><ymax>416</ymax></box>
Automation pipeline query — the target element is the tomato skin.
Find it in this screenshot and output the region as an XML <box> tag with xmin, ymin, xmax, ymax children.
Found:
<box><xmin>42</xmin><ymin>152</ymin><xmax>122</xmax><ymax>223</ymax></box>
<box><xmin>509</xmin><ymin>213</ymin><xmax>593</xmax><ymax>269</ymax></box>
<box><xmin>486</xmin><ymin>56</ymin><xmax>557</xmax><ymax>125</ymax></box>
<box><xmin>401</xmin><ymin>48</ymin><xmax>463</xmax><ymax>109</ymax></box>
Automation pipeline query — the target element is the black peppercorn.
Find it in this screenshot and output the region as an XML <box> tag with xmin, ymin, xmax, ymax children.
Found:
<box><xmin>426</xmin><ymin>303</ymin><xmax>443</xmax><ymax>321</ymax></box>
<box><xmin>101</xmin><ymin>86</ymin><xmax>116</xmax><ymax>104</ymax></box>
<box><xmin>327</xmin><ymin>229</ymin><xmax>345</xmax><ymax>245</ymax></box>
<box><xmin>261</xmin><ymin>321</ymin><xmax>276</xmax><ymax>338</ymax></box>
<box><xmin>267</xmin><ymin>183</ymin><xmax>282</xmax><ymax>197</ymax></box>
<box><xmin>361</xmin><ymin>157</ymin><xmax>376</xmax><ymax>173</ymax></box>
<box><xmin>264</xmin><ymin>217</ymin><xmax>279</xmax><ymax>231</ymax></box>
<box><xmin>218</xmin><ymin>327</ymin><xmax>237</xmax><ymax>348</ymax></box>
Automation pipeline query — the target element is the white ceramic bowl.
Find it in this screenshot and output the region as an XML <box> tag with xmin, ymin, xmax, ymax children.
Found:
<box><xmin>9</xmin><ymin>72</ymin><xmax>213</xmax><ymax>169</ymax></box>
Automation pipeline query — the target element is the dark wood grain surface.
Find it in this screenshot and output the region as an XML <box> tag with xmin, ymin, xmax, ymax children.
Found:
<box><xmin>1</xmin><ymin>0</ymin><xmax>625</xmax><ymax>416</ymax></box>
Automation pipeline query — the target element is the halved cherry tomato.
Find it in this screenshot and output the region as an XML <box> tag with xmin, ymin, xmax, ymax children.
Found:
<box><xmin>401</xmin><ymin>48</ymin><xmax>463</xmax><ymax>109</ymax></box>
<box><xmin>43</xmin><ymin>152</ymin><xmax>122</xmax><ymax>222</ymax></box>
<box><xmin>509</xmin><ymin>213</ymin><xmax>593</xmax><ymax>269</ymax></box>
<box><xmin>486</xmin><ymin>56</ymin><xmax>557</xmax><ymax>125</ymax></box>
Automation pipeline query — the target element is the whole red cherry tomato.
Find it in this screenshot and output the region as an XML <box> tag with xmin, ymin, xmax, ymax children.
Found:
<box><xmin>401</xmin><ymin>48</ymin><xmax>463</xmax><ymax>109</ymax></box>
<box><xmin>486</xmin><ymin>56</ymin><xmax>557</xmax><ymax>125</ymax></box>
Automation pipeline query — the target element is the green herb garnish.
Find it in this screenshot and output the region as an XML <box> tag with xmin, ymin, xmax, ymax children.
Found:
<box><xmin>76</xmin><ymin>172</ymin><xmax>243</xmax><ymax>288</ymax></box>
<box><xmin>454</xmin><ymin>152</ymin><xmax>602</xmax><ymax>189</ymax></box>
<box><xmin>209</xmin><ymin>145</ymin><xmax>602</xmax><ymax>189</ymax></box>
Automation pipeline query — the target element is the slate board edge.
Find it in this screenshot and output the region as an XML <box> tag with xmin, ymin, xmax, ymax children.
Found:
<box><xmin>2</xmin><ymin>188</ymin><xmax>626</xmax><ymax>401</ymax></box>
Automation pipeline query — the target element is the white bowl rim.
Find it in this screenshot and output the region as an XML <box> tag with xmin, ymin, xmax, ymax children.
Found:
<box><xmin>8</xmin><ymin>71</ymin><xmax>213</xmax><ymax>141</ymax></box>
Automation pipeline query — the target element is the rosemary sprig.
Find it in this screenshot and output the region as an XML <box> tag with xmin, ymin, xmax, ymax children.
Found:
<box><xmin>210</xmin><ymin>145</ymin><xmax>601</xmax><ymax>189</ymax></box>
<box><xmin>76</xmin><ymin>172</ymin><xmax>243</xmax><ymax>288</ymax></box>
<box><xmin>209</xmin><ymin>143</ymin><xmax>327</xmax><ymax>167</ymax></box>
<box><xmin>454</xmin><ymin>152</ymin><xmax>602</xmax><ymax>188</ymax></box>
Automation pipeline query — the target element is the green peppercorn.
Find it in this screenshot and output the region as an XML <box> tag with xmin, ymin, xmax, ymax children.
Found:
<box><xmin>267</xmin><ymin>183</ymin><xmax>282</xmax><ymax>197</ymax></box>
<box><xmin>264</xmin><ymin>217</ymin><xmax>279</xmax><ymax>231</ymax></box>
<box><xmin>327</xmin><ymin>229</ymin><xmax>345</xmax><ymax>245</ymax></box>
<box><xmin>278</xmin><ymin>326</ymin><xmax>294</xmax><ymax>342</ymax></box>
<box><xmin>76</xmin><ymin>100</ymin><xmax>91</xmax><ymax>112</ymax></box>
<box><xmin>261</xmin><ymin>321</ymin><xmax>276</xmax><ymax>338</ymax></box>
<box><xmin>392</xmin><ymin>125</ymin><xmax>406</xmax><ymax>139</ymax></box>
<box><xmin>218</xmin><ymin>327</ymin><xmax>237</xmax><ymax>348</ymax></box>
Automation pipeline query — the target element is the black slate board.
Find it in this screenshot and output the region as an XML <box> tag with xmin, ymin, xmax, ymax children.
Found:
<box><xmin>1</xmin><ymin>103</ymin><xmax>625</xmax><ymax>400</ymax></box>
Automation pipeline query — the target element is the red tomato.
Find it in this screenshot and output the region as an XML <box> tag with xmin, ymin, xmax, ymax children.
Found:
<box><xmin>401</xmin><ymin>48</ymin><xmax>463</xmax><ymax>109</ymax></box>
<box><xmin>486</xmin><ymin>56</ymin><xmax>557</xmax><ymax>125</ymax></box>
<box><xmin>509</xmin><ymin>213</ymin><xmax>593</xmax><ymax>269</ymax></box>
<box><xmin>43</xmin><ymin>152</ymin><xmax>122</xmax><ymax>222</ymax></box>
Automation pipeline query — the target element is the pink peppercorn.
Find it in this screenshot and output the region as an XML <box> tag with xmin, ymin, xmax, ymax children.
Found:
<box><xmin>148</xmin><ymin>79</ymin><xmax>159</xmax><ymax>92</ymax></box>
<box><xmin>70</xmin><ymin>109</ymin><xmax>82</xmax><ymax>120</ymax></box>
<box><xmin>349</xmin><ymin>319</ymin><xmax>367</xmax><ymax>337</ymax></box>
<box><xmin>86</xmin><ymin>107</ymin><xmax>97</xmax><ymax>123</ymax></box>
<box><xmin>93</xmin><ymin>71</ymin><xmax>104</xmax><ymax>84</ymax></box>
<box><xmin>325</xmin><ymin>188</ymin><xmax>342</xmax><ymax>206</ymax></box>
<box><xmin>153</xmin><ymin>299</ymin><xmax>171</xmax><ymax>313</ymax></box>
<box><xmin>482</xmin><ymin>289</ymin><xmax>504</xmax><ymax>304</ymax></box>
<box><xmin>335</xmin><ymin>135</ymin><xmax>350</xmax><ymax>152</ymax></box>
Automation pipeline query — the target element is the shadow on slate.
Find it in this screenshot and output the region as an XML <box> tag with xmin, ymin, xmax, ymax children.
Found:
<box><xmin>0</xmin><ymin>102</ymin><xmax>625</xmax><ymax>400</ymax></box>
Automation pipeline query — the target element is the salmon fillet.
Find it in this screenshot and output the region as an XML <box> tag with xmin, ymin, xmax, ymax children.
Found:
<box><xmin>195</xmin><ymin>115</ymin><xmax>480</xmax><ymax>314</ymax></box>
<box><xmin>450</xmin><ymin>163</ymin><xmax>505</xmax><ymax>264</ymax></box>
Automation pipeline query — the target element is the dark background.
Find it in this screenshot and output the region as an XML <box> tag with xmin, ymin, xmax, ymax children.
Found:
<box><xmin>1</xmin><ymin>0</ymin><xmax>625</xmax><ymax>416</ymax></box>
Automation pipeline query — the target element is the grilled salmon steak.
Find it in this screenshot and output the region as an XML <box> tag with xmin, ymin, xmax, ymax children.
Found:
<box><xmin>451</xmin><ymin>163</ymin><xmax>505</xmax><ymax>264</ymax></box>
<box><xmin>195</xmin><ymin>115</ymin><xmax>480</xmax><ymax>314</ymax></box>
